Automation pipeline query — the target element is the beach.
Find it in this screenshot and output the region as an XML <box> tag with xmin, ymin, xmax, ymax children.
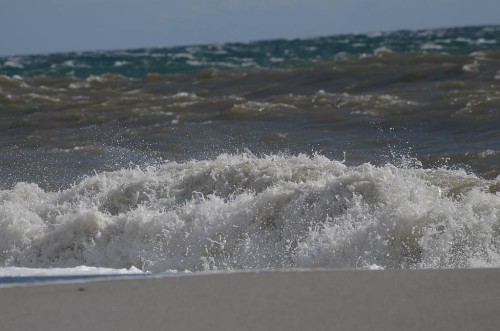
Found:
<box><xmin>2</xmin><ymin>269</ymin><xmax>500</xmax><ymax>330</ymax></box>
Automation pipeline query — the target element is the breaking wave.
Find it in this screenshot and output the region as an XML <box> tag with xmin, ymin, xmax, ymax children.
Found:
<box><xmin>1</xmin><ymin>153</ymin><xmax>499</xmax><ymax>272</ymax></box>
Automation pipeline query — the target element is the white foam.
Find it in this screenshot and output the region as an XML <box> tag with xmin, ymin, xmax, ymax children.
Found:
<box><xmin>495</xmin><ymin>71</ymin><xmax>500</xmax><ymax>80</ymax></box>
<box><xmin>113</xmin><ymin>61</ymin><xmax>128</xmax><ymax>67</ymax></box>
<box><xmin>231</xmin><ymin>101</ymin><xmax>296</xmax><ymax>113</ymax></box>
<box><xmin>68</xmin><ymin>81</ymin><xmax>91</xmax><ymax>89</ymax></box>
<box><xmin>0</xmin><ymin>266</ymin><xmax>143</xmax><ymax>277</ymax></box>
<box><xmin>62</xmin><ymin>60</ymin><xmax>90</xmax><ymax>68</ymax></box>
<box><xmin>27</xmin><ymin>93</ymin><xmax>61</xmax><ymax>102</ymax></box>
<box><xmin>3</xmin><ymin>59</ymin><xmax>24</xmax><ymax>69</ymax></box>
<box><xmin>475</xmin><ymin>38</ymin><xmax>497</xmax><ymax>45</ymax></box>
<box><xmin>86</xmin><ymin>75</ymin><xmax>105</xmax><ymax>83</ymax></box>
<box><xmin>0</xmin><ymin>154</ymin><xmax>499</xmax><ymax>274</ymax></box>
<box><xmin>462</xmin><ymin>61</ymin><xmax>480</xmax><ymax>73</ymax></box>
<box><xmin>170</xmin><ymin>53</ymin><xmax>195</xmax><ymax>60</ymax></box>
<box><xmin>374</xmin><ymin>47</ymin><xmax>393</xmax><ymax>55</ymax></box>
<box><xmin>420</xmin><ymin>43</ymin><xmax>443</xmax><ymax>51</ymax></box>
<box><xmin>465</xmin><ymin>150</ymin><xmax>499</xmax><ymax>158</ymax></box>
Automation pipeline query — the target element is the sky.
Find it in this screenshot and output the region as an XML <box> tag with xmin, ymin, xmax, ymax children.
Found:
<box><xmin>0</xmin><ymin>0</ymin><xmax>498</xmax><ymax>56</ymax></box>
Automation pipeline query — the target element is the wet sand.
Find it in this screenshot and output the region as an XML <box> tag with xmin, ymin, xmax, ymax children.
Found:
<box><xmin>2</xmin><ymin>269</ymin><xmax>500</xmax><ymax>331</ymax></box>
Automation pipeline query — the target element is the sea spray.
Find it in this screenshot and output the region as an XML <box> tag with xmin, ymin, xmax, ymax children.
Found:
<box><xmin>1</xmin><ymin>154</ymin><xmax>499</xmax><ymax>272</ymax></box>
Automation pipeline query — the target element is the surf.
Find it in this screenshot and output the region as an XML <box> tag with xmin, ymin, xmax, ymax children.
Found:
<box><xmin>1</xmin><ymin>153</ymin><xmax>498</xmax><ymax>273</ymax></box>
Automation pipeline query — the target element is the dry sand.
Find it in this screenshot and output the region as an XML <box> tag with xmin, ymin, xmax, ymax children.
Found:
<box><xmin>2</xmin><ymin>269</ymin><xmax>500</xmax><ymax>331</ymax></box>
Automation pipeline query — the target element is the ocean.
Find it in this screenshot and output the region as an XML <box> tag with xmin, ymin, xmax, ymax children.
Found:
<box><xmin>1</xmin><ymin>25</ymin><xmax>499</xmax><ymax>282</ymax></box>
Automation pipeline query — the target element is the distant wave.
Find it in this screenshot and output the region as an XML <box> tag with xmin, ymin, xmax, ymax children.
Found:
<box><xmin>1</xmin><ymin>25</ymin><xmax>499</xmax><ymax>78</ymax></box>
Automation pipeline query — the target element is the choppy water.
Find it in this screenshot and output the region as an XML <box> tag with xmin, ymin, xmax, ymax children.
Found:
<box><xmin>1</xmin><ymin>25</ymin><xmax>499</xmax><ymax>278</ymax></box>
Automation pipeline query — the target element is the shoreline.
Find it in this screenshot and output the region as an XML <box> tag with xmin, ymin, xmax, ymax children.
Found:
<box><xmin>2</xmin><ymin>268</ymin><xmax>500</xmax><ymax>330</ymax></box>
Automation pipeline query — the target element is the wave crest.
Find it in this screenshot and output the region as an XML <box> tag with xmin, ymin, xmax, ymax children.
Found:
<box><xmin>1</xmin><ymin>153</ymin><xmax>499</xmax><ymax>272</ymax></box>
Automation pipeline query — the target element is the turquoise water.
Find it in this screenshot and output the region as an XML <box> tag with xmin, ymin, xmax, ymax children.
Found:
<box><xmin>1</xmin><ymin>25</ymin><xmax>499</xmax><ymax>78</ymax></box>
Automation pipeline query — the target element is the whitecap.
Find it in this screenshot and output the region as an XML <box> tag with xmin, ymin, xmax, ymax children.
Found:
<box><xmin>0</xmin><ymin>154</ymin><xmax>498</xmax><ymax>273</ymax></box>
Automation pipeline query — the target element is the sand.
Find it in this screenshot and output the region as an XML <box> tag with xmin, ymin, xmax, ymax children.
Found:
<box><xmin>2</xmin><ymin>269</ymin><xmax>500</xmax><ymax>331</ymax></box>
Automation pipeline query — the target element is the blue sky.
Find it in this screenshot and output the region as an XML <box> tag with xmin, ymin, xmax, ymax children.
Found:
<box><xmin>0</xmin><ymin>0</ymin><xmax>498</xmax><ymax>56</ymax></box>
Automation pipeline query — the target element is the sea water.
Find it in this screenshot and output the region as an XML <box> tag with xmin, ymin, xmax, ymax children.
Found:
<box><xmin>1</xmin><ymin>25</ymin><xmax>499</xmax><ymax>282</ymax></box>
